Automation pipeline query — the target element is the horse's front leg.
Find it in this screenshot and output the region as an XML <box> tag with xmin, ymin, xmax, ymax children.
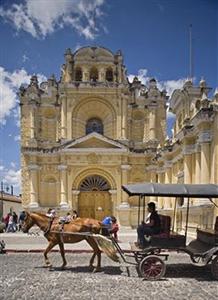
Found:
<box><xmin>44</xmin><ymin>241</ymin><xmax>56</xmax><ymax>267</ymax></box>
<box><xmin>59</xmin><ymin>242</ymin><xmax>67</xmax><ymax>269</ymax></box>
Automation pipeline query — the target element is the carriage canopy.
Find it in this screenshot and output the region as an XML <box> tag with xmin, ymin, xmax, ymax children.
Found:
<box><xmin>122</xmin><ymin>183</ymin><xmax>218</xmax><ymax>198</ymax></box>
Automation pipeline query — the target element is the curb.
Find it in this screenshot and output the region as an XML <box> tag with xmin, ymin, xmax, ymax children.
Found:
<box><xmin>5</xmin><ymin>248</ymin><xmax>132</xmax><ymax>254</ymax></box>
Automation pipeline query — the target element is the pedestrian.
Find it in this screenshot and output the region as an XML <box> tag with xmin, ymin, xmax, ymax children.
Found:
<box><xmin>6</xmin><ymin>214</ymin><xmax>15</xmax><ymax>232</ymax></box>
<box><xmin>3</xmin><ymin>213</ymin><xmax>10</xmax><ymax>229</ymax></box>
<box><xmin>109</xmin><ymin>216</ymin><xmax>119</xmax><ymax>241</ymax></box>
<box><xmin>72</xmin><ymin>210</ymin><xmax>78</xmax><ymax>219</ymax></box>
<box><xmin>18</xmin><ymin>211</ymin><xmax>26</xmax><ymax>231</ymax></box>
<box><xmin>46</xmin><ymin>208</ymin><xmax>56</xmax><ymax>218</ymax></box>
<box><xmin>59</xmin><ymin>212</ymin><xmax>72</xmax><ymax>224</ymax></box>
<box><xmin>102</xmin><ymin>216</ymin><xmax>112</xmax><ymax>236</ymax></box>
<box><xmin>12</xmin><ymin>212</ymin><xmax>18</xmax><ymax>231</ymax></box>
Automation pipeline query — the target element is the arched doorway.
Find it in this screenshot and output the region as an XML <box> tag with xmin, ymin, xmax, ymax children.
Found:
<box><xmin>78</xmin><ymin>175</ymin><xmax>112</xmax><ymax>220</ymax></box>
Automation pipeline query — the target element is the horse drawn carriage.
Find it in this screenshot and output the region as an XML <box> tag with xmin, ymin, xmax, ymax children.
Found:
<box><xmin>116</xmin><ymin>183</ymin><xmax>218</xmax><ymax>280</ymax></box>
<box><xmin>22</xmin><ymin>183</ymin><xmax>218</xmax><ymax>280</ymax></box>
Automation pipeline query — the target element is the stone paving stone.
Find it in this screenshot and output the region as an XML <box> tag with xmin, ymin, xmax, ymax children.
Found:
<box><xmin>0</xmin><ymin>253</ymin><xmax>218</xmax><ymax>300</ymax></box>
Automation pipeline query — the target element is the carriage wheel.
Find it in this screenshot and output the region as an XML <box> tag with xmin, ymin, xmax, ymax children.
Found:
<box><xmin>211</xmin><ymin>255</ymin><xmax>218</xmax><ymax>280</ymax></box>
<box><xmin>139</xmin><ymin>255</ymin><xmax>166</xmax><ymax>280</ymax></box>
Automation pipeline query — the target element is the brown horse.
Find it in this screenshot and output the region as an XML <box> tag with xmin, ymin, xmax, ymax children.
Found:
<box><xmin>22</xmin><ymin>212</ymin><xmax>106</xmax><ymax>271</ymax></box>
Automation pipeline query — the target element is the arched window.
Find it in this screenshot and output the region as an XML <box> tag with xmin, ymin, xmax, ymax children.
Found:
<box><xmin>106</xmin><ymin>68</ymin><xmax>113</xmax><ymax>82</ymax></box>
<box><xmin>90</xmin><ymin>67</ymin><xmax>98</xmax><ymax>82</ymax></box>
<box><xmin>79</xmin><ymin>175</ymin><xmax>110</xmax><ymax>191</ymax></box>
<box><xmin>86</xmin><ymin>118</ymin><xmax>103</xmax><ymax>135</ymax></box>
<box><xmin>75</xmin><ymin>67</ymin><xmax>82</xmax><ymax>81</ymax></box>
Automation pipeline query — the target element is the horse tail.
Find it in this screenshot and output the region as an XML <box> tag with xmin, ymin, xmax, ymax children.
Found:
<box><xmin>93</xmin><ymin>234</ymin><xmax>120</xmax><ymax>263</ymax></box>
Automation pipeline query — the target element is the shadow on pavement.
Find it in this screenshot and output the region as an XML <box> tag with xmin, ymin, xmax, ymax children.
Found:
<box><xmin>49</xmin><ymin>265</ymin><xmax>123</xmax><ymax>275</ymax></box>
<box><xmin>165</xmin><ymin>263</ymin><xmax>215</xmax><ymax>281</ymax></box>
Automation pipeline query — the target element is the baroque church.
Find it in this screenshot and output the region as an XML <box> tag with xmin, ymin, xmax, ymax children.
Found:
<box><xmin>19</xmin><ymin>46</ymin><xmax>218</xmax><ymax>229</ymax></box>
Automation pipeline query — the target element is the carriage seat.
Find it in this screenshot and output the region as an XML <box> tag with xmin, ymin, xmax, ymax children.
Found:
<box><xmin>150</xmin><ymin>215</ymin><xmax>186</xmax><ymax>247</ymax></box>
<box><xmin>151</xmin><ymin>214</ymin><xmax>171</xmax><ymax>238</ymax></box>
<box><xmin>197</xmin><ymin>216</ymin><xmax>218</xmax><ymax>246</ymax></box>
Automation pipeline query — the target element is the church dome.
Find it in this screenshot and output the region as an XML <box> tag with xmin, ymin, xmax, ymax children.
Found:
<box><xmin>74</xmin><ymin>46</ymin><xmax>114</xmax><ymax>62</ymax></box>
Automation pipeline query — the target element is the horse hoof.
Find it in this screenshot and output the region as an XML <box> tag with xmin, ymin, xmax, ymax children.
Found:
<box><xmin>44</xmin><ymin>264</ymin><xmax>52</xmax><ymax>268</ymax></box>
<box><xmin>93</xmin><ymin>267</ymin><xmax>101</xmax><ymax>273</ymax></box>
<box><xmin>88</xmin><ymin>265</ymin><xmax>94</xmax><ymax>272</ymax></box>
<box><xmin>61</xmin><ymin>264</ymin><xmax>67</xmax><ymax>270</ymax></box>
<box><xmin>45</xmin><ymin>262</ymin><xmax>52</xmax><ymax>267</ymax></box>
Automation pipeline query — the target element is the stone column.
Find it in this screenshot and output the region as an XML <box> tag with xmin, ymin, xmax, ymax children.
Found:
<box><xmin>99</xmin><ymin>68</ymin><xmax>105</xmax><ymax>81</ymax></box>
<box><xmin>183</xmin><ymin>145</ymin><xmax>193</xmax><ymax>206</ymax></box>
<box><xmin>72</xmin><ymin>190</ymin><xmax>80</xmax><ymax>211</ymax></box>
<box><xmin>195</xmin><ymin>146</ymin><xmax>201</xmax><ymax>184</ymax></box>
<box><xmin>82</xmin><ymin>67</ymin><xmax>89</xmax><ymax>81</ymax></box>
<box><xmin>199</xmin><ymin>131</ymin><xmax>211</xmax><ymax>184</ymax></box>
<box><xmin>157</xmin><ymin>170</ymin><xmax>165</xmax><ymax>209</ymax></box>
<box><xmin>109</xmin><ymin>189</ymin><xmax>117</xmax><ymax>216</ymax></box>
<box><xmin>118</xmin><ymin>166</ymin><xmax>131</xmax><ymax>225</ymax></box>
<box><xmin>165</xmin><ymin>162</ymin><xmax>172</xmax><ymax>208</ymax></box>
<box><xmin>184</xmin><ymin>153</ymin><xmax>192</xmax><ymax>183</ymax></box>
<box><xmin>149</xmin><ymin>169</ymin><xmax>157</xmax><ymax>203</ymax></box>
<box><xmin>121</xmin><ymin>97</ymin><xmax>127</xmax><ymax>139</ymax></box>
<box><xmin>120</xmin><ymin>165</ymin><xmax>131</xmax><ymax>205</ymax></box>
<box><xmin>30</xmin><ymin>105</ymin><xmax>36</xmax><ymax>139</ymax></box>
<box><xmin>58</xmin><ymin>165</ymin><xmax>69</xmax><ymax>209</ymax></box>
<box><xmin>200</xmin><ymin>143</ymin><xmax>210</xmax><ymax>184</ymax></box>
<box><xmin>149</xmin><ymin>105</ymin><xmax>157</xmax><ymax>140</ymax></box>
<box><xmin>28</xmin><ymin>164</ymin><xmax>40</xmax><ymax>208</ymax></box>
<box><xmin>61</xmin><ymin>97</ymin><xmax>67</xmax><ymax>139</ymax></box>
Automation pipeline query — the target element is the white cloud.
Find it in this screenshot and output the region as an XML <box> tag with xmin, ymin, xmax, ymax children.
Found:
<box><xmin>0</xmin><ymin>0</ymin><xmax>105</xmax><ymax>40</ymax></box>
<box><xmin>14</xmin><ymin>135</ymin><xmax>21</xmax><ymax>142</ymax></box>
<box><xmin>128</xmin><ymin>69</ymin><xmax>149</xmax><ymax>85</ymax></box>
<box><xmin>0</xmin><ymin>67</ymin><xmax>30</xmax><ymax>125</ymax></box>
<box><xmin>157</xmin><ymin>79</ymin><xmax>186</xmax><ymax>97</ymax></box>
<box><xmin>22</xmin><ymin>54</ymin><xmax>29</xmax><ymax>63</ymax></box>
<box><xmin>0</xmin><ymin>165</ymin><xmax>21</xmax><ymax>189</ymax></box>
<box><xmin>0</xmin><ymin>66</ymin><xmax>46</xmax><ymax>126</ymax></box>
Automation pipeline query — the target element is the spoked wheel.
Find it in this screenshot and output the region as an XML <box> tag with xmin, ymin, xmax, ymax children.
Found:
<box><xmin>211</xmin><ymin>255</ymin><xmax>218</xmax><ymax>280</ymax></box>
<box><xmin>139</xmin><ymin>255</ymin><xmax>166</xmax><ymax>280</ymax></box>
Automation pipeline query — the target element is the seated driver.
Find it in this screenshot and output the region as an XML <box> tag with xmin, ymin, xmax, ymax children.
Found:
<box><xmin>137</xmin><ymin>202</ymin><xmax>161</xmax><ymax>248</ymax></box>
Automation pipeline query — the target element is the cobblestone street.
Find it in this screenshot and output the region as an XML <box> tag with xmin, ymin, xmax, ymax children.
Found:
<box><xmin>1</xmin><ymin>252</ymin><xmax>218</xmax><ymax>300</ymax></box>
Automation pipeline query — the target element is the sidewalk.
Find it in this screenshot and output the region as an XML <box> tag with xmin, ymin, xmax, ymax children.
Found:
<box><xmin>0</xmin><ymin>227</ymin><xmax>137</xmax><ymax>253</ymax></box>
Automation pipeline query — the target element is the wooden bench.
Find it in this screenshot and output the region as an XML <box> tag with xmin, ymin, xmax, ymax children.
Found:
<box><xmin>150</xmin><ymin>215</ymin><xmax>186</xmax><ymax>248</ymax></box>
<box><xmin>197</xmin><ymin>216</ymin><xmax>218</xmax><ymax>246</ymax></box>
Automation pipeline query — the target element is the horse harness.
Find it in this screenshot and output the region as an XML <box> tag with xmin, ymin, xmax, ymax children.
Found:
<box><xmin>44</xmin><ymin>217</ymin><xmax>71</xmax><ymax>243</ymax></box>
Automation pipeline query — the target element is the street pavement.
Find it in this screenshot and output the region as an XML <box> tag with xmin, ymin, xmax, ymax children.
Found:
<box><xmin>1</xmin><ymin>228</ymin><xmax>218</xmax><ymax>299</ymax></box>
<box><xmin>0</xmin><ymin>226</ymin><xmax>137</xmax><ymax>252</ymax></box>
<box><xmin>1</xmin><ymin>252</ymin><xmax>218</xmax><ymax>300</ymax></box>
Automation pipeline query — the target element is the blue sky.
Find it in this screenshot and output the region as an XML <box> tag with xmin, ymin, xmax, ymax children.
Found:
<box><xmin>0</xmin><ymin>0</ymin><xmax>217</xmax><ymax>195</ymax></box>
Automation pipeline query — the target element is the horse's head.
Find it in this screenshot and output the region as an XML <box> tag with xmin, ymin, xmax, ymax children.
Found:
<box><xmin>21</xmin><ymin>211</ymin><xmax>35</xmax><ymax>233</ymax></box>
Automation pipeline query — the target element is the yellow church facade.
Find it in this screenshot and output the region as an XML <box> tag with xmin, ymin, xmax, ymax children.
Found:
<box><xmin>19</xmin><ymin>46</ymin><xmax>218</xmax><ymax>229</ymax></box>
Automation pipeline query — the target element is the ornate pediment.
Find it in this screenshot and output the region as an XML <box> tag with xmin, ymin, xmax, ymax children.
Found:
<box><xmin>64</xmin><ymin>132</ymin><xmax>127</xmax><ymax>150</ymax></box>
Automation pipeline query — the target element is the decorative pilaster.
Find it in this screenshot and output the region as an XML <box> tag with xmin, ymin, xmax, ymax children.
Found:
<box><xmin>72</xmin><ymin>190</ymin><xmax>80</xmax><ymax>211</ymax></box>
<box><xmin>121</xmin><ymin>97</ymin><xmax>127</xmax><ymax>139</ymax></box>
<box><xmin>195</xmin><ymin>144</ymin><xmax>201</xmax><ymax>184</ymax></box>
<box><xmin>61</xmin><ymin>97</ymin><xmax>67</xmax><ymax>139</ymax></box>
<box><xmin>149</xmin><ymin>105</ymin><xmax>157</xmax><ymax>141</ymax></box>
<box><xmin>109</xmin><ymin>189</ymin><xmax>117</xmax><ymax>216</ymax></box>
<box><xmin>120</xmin><ymin>165</ymin><xmax>131</xmax><ymax>206</ymax></box>
<box><xmin>28</xmin><ymin>164</ymin><xmax>40</xmax><ymax>208</ymax></box>
<box><xmin>58</xmin><ymin>165</ymin><xmax>69</xmax><ymax>209</ymax></box>
<box><xmin>164</xmin><ymin>162</ymin><xmax>172</xmax><ymax>208</ymax></box>
<box><xmin>30</xmin><ymin>105</ymin><xmax>36</xmax><ymax>140</ymax></box>
<box><xmin>199</xmin><ymin>131</ymin><xmax>212</xmax><ymax>184</ymax></box>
